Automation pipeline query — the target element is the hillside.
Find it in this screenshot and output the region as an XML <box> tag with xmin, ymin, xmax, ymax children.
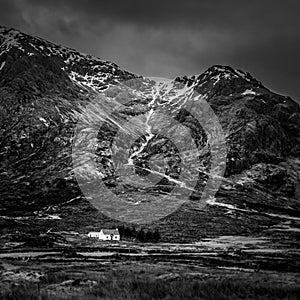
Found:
<box><xmin>0</xmin><ymin>25</ymin><xmax>299</xmax><ymax>244</ymax></box>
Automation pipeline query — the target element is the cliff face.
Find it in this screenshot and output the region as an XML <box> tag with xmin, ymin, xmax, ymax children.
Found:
<box><xmin>0</xmin><ymin>26</ymin><xmax>299</xmax><ymax>241</ymax></box>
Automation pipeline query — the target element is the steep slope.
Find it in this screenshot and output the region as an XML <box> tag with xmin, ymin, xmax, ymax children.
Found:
<box><xmin>0</xmin><ymin>26</ymin><xmax>299</xmax><ymax>242</ymax></box>
<box><xmin>182</xmin><ymin>66</ymin><xmax>300</xmax><ymax>174</ymax></box>
<box><xmin>0</xmin><ymin>25</ymin><xmax>137</xmax><ymax>213</ymax></box>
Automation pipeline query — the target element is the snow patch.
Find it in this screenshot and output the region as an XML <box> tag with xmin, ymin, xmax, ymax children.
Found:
<box><xmin>0</xmin><ymin>29</ymin><xmax>24</xmax><ymax>52</ymax></box>
<box><xmin>242</xmin><ymin>89</ymin><xmax>256</xmax><ymax>96</ymax></box>
<box><xmin>69</xmin><ymin>70</ymin><xmax>108</xmax><ymax>92</ymax></box>
<box><xmin>0</xmin><ymin>61</ymin><xmax>5</xmax><ymax>71</ymax></box>
<box><xmin>206</xmin><ymin>196</ymin><xmax>300</xmax><ymax>221</ymax></box>
<box><xmin>234</xmin><ymin>69</ymin><xmax>250</xmax><ymax>81</ymax></box>
<box><xmin>39</xmin><ymin>117</ymin><xmax>49</xmax><ymax>127</ymax></box>
<box><xmin>212</xmin><ymin>74</ymin><xmax>221</xmax><ymax>85</ymax></box>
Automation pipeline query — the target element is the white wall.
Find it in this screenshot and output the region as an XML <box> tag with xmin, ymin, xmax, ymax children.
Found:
<box><xmin>99</xmin><ymin>233</ymin><xmax>120</xmax><ymax>240</ymax></box>
<box><xmin>88</xmin><ymin>231</ymin><xmax>120</xmax><ymax>240</ymax></box>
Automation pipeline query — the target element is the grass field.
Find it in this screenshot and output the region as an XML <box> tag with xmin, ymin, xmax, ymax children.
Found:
<box><xmin>2</xmin><ymin>273</ymin><xmax>300</xmax><ymax>300</ymax></box>
<box><xmin>0</xmin><ymin>231</ymin><xmax>299</xmax><ymax>299</ymax></box>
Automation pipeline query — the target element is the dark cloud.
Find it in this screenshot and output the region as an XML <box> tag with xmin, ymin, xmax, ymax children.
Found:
<box><xmin>0</xmin><ymin>0</ymin><xmax>22</xmax><ymax>26</ymax></box>
<box><xmin>0</xmin><ymin>0</ymin><xmax>299</xmax><ymax>101</ymax></box>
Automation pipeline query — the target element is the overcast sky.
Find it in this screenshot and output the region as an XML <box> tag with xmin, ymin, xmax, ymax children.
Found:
<box><xmin>1</xmin><ymin>0</ymin><xmax>300</xmax><ymax>101</ymax></box>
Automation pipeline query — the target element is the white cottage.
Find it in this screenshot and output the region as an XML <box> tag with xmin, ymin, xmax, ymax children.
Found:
<box><xmin>88</xmin><ymin>228</ymin><xmax>120</xmax><ymax>241</ymax></box>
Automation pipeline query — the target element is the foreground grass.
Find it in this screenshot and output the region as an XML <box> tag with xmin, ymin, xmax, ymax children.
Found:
<box><xmin>1</xmin><ymin>276</ymin><xmax>300</xmax><ymax>300</ymax></box>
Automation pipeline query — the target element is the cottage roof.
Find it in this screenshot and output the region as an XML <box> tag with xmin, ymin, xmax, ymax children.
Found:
<box><xmin>101</xmin><ymin>229</ymin><xmax>119</xmax><ymax>235</ymax></box>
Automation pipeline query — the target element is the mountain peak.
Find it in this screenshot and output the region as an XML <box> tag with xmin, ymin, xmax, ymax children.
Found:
<box><xmin>175</xmin><ymin>64</ymin><xmax>265</xmax><ymax>98</ymax></box>
<box><xmin>205</xmin><ymin>64</ymin><xmax>253</xmax><ymax>80</ymax></box>
<box><xmin>176</xmin><ymin>64</ymin><xmax>260</xmax><ymax>86</ymax></box>
<box><xmin>0</xmin><ymin>25</ymin><xmax>137</xmax><ymax>92</ymax></box>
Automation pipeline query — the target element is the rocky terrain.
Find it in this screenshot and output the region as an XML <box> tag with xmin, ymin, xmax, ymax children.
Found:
<box><xmin>0</xmin><ymin>25</ymin><xmax>299</xmax><ymax>249</ymax></box>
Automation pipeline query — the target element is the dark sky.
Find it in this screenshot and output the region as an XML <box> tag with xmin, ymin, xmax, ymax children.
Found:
<box><xmin>1</xmin><ymin>0</ymin><xmax>300</xmax><ymax>101</ymax></box>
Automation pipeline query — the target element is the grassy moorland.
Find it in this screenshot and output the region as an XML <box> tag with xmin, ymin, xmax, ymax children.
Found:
<box><xmin>0</xmin><ymin>236</ymin><xmax>300</xmax><ymax>300</ymax></box>
<box><xmin>1</xmin><ymin>270</ymin><xmax>300</xmax><ymax>300</ymax></box>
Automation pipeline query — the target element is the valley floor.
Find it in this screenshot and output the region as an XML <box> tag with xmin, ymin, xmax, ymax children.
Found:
<box><xmin>0</xmin><ymin>233</ymin><xmax>300</xmax><ymax>300</ymax></box>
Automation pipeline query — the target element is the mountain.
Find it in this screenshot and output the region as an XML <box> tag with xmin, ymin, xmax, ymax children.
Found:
<box><xmin>0</xmin><ymin>26</ymin><xmax>299</xmax><ymax>243</ymax></box>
